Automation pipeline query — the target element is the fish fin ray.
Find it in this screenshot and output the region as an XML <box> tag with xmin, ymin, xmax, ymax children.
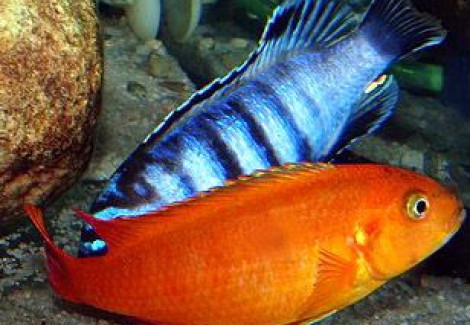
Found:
<box><xmin>298</xmin><ymin>248</ymin><xmax>355</xmax><ymax>320</ymax></box>
<box><xmin>140</xmin><ymin>0</ymin><xmax>359</xmax><ymax>149</ymax></box>
<box><xmin>153</xmin><ymin>164</ymin><xmax>336</xmax><ymax>215</ymax></box>
<box><xmin>73</xmin><ymin>209</ymin><xmax>145</xmax><ymax>251</ymax></box>
<box><xmin>247</xmin><ymin>0</ymin><xmax>359</xmax><ymax>79</ymax></box>
<box><xmin>24</xmin><ymin>204</ymin><xmax>54</xmax><ymax>248</ymax></box>
<box><xmin>78</xmin><ymin>164</ymin><xmax>337</xmax><ymax>234</ymax></box>
<box><xmin>24</xmin><ymin>204</ymin><xmax>78</xmax><ymax>302</ymax></box>
<box><xmin>360</xmin><ymin>0</ymin><xmax>446</xmax><ymax>60</ymax></box>
<box><xmin>218</xmin><ymin>163</ymin><xmax>334</xmax><ymax>187</ymax></box>
<box><xmin>329</xmin><ymin>74</ymin><xmax>399</xmax><ymax>157</ymax></box>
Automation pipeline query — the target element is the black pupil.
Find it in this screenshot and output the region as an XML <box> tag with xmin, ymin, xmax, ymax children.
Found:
<box><xmin>416</xmin><ymin>200</ymin><xmax>427</xmax><ymax>215</ymax></box>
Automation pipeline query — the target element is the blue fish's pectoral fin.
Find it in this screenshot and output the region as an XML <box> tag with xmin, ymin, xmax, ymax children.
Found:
<box><xmin>359</xmin><ymin>0</ymin><xmax>446</xmax><ymax>60</ymax></box>
<box><xmin>329</xmin><ymin>74</ymin><xmax>399</xmax><ymax>157</ymax></box>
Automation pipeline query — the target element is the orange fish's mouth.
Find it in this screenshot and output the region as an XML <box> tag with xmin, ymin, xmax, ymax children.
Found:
<box><xmin>458</xmin><ymin>208</ymin><xmax>467</xmax><ymax>223</ymax></box>
<box><xmin>451</xmin><ymin>208</ymin><xmax>466</xmax><ymax>232</ymax></box>
<box><xmin>441</xmin><ymin>208</ymin><xmax>466</xmax><ymax>247</ymax></box>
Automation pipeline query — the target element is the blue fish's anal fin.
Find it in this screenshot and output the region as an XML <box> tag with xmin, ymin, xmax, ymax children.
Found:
<box><xmin>329</xmin><ymin>74</ymin><xmax>399</xmax><ymax>157</ymax></box>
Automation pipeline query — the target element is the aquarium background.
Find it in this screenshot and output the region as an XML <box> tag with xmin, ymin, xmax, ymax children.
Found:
<box><xmin>1</xmin><ymin>0</ymin><xmax>469</xmax><ymax>323</ymax></box>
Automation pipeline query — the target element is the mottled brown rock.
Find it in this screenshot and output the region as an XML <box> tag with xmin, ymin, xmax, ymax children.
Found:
<box><xmin>0</xmin><ymin>0</ymin><xmax>102</xmax><ymax>224</ymax></box>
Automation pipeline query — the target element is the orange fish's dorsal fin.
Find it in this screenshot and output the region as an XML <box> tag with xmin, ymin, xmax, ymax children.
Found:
<box><xmin>73</xmin><ymin>163</ymin><xmax>337</xmax><ymax>250</ymax></box>
<box><xmin>156</xmin><ymin>163</ymin><xmax>336</xmax><ymax>208</ymax></box>
<box><xmin>73</xmin><ymin>209</ymin><xmax>149</xmax><ymax>251</ymax></box>
<box><xmin>73</xmin><ymin>209</ymin><xmax>187</xmax><ymax>252</ymax></box>
<box><xmin>24</xmin><ymin>204</ymin><xmax>79</xmax><ymax>302</ymax></box>
<box><xmin>221</xmin><ymin>163</ymin><xmax>335</xmax><ymax>187</ymax></box>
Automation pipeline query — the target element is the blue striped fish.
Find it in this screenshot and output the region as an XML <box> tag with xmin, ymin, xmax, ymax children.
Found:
<box><xmin>79</xmin><ymin>0</ymin><xmax>445</xmax><ymax>256</ymax></box>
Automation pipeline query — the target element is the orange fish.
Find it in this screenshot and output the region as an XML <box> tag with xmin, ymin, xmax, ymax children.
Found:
<box><xmin>25</xmin><ymin>163</ymin><xmax>465</xmax><ymax>325</ymax></box>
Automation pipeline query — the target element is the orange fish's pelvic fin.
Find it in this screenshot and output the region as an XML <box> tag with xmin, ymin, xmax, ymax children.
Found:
<box><xmin>291</xmin><ymin>309</ymin><xmax>338</xmax><ymax>325</ymax></box>
<box><xmin>24</xmin><ymin>204</ymin><xmax>79</xmax><ymax>303</ymax></box>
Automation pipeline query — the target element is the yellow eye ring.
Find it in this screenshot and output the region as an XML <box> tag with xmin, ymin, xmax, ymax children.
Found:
<box><xmin>406</xmin><ymin>193</ymin><xmax>429</xmax><ymax>220</ymax></box>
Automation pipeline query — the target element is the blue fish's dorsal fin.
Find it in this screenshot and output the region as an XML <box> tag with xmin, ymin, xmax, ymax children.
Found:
<box><xmin>143</xmin><ymin>0</ymin><xmax>360</xmax><ymax>146</ymax></box>
<box><xmin>329</xmin><ymin>74</ymin><xmax>399</xmax><ymax>157</ymax></box>
<box><xmin>243</xmin><ymin>0</ymin><xmax>359</xmax><ymax>80</ymax></box>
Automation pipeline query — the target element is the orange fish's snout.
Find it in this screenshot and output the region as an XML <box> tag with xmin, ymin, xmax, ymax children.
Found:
<box><xmin>445</xmin><ymin>206</ymin><xmax>465</xmax><ymax>235</ymax></box>
<box><xmin>445</xmin><ymin>183</ymin><xmax>466</xmax><ymax>234</ymax></box>
<box><xmin>358</xmin><ymin>171</ymin><xmax>465</xmax><ymax>281</ymax></box>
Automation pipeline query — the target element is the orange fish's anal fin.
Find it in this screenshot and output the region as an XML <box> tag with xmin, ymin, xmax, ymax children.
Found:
<box><xmin>24</xmin><ymin>204</ymin><xmax>80</xmax><ymax>303</ymax></box>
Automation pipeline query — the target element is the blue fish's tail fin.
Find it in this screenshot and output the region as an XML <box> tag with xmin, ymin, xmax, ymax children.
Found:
<box><xmin>360</xmin><ymin>0</ymin><xmax>446</xmax><ymax>60</ymax></box>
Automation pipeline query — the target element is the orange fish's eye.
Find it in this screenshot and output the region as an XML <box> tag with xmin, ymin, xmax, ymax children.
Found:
<box><xmin>406</xmin><ymin>194</ymin><xmax>429</xmax><ymax>220</ymax></box>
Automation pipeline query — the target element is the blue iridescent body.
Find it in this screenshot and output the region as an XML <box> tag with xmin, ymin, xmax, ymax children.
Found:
<box><xmin>80</xmin><ymin>0</ymin><xmax>445</xmax><ymax>256</ymax></box>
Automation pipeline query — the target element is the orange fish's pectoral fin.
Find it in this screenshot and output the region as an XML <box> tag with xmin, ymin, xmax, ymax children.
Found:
<box><xmin>297</xmin><ymin>248</ymin><xmax>356</xmax><ymax>321</ymax></box>
<box><xmin>24</xmin><ymin>204</ymin><xmax>80</xmax><ymax>303</ymax></box>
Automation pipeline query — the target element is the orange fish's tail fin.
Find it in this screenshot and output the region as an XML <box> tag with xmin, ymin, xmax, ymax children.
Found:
<box><xmin>24</xmin><ymin>204</ymin><xmax>80</xmax><ymax>303</ymax></box>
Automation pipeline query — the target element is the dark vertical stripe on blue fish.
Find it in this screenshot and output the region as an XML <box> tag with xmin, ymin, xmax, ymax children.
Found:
<box><xmin>198</xmin><ymin>101</ymin><xmax>272</xmax><ymax>176</ymax></box>
<box><xmin>92</xmin><ymin>143</ymin><xmax>198</xmax><ymax>213</ymax></box>
<box><xmin>225</xmin><ymin>97</ymin><xmax>280</xmax><ymax>166</ymax></box>
<box><xmin>80</xmin><ymin>0</ymin><xmax>445</xmax><ymax>258</ymax></box>
<box><xmin>193</xmin><ymin>114</ymin><xmax>245</xmax><ymax>180</ymax></box>
<box><xmin>90</xmin><ymin>152</ymin><xmax>161</xmax><ymax>212</ymax></box>
<box><xmin>142</xmin><ymin>138</ymin><xmax>199</xmax><ymax>202</ymax></box>
<box><xmin>249</xmin><ymin>78</ymin><xmax>314</xmax><ymax>162</ymax></box>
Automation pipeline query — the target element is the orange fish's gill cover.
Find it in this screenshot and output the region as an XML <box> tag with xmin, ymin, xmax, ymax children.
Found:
<box><xmin>25</xmin><ymin>163</ymin><xmax>465</xmax><ymax>325</ymax></box>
